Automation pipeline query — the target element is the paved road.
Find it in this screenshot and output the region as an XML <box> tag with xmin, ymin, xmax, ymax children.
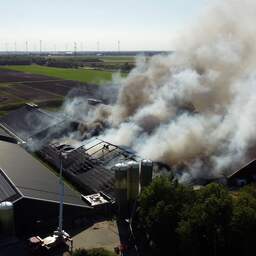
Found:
<box><xmin>72</xmin><ymin>220</ymin><xmax>120</xmax><ymax>252</ymax></box>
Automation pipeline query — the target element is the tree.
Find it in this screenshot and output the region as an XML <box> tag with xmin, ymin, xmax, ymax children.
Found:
<box><xmin>134</xmin><ymin>176</ymin><xmax>194</xmax><ymax>255</ymax></box>
<box><xmin>229</xmin><ymin>186</ymin><xmax>256</xmax><ymax>255</ymax></box>
<box><xmin>177</xmin><ymin>183</ymin><xmax>233</xmax><ymax>256</ymax></box>
<box><xmin>134</xmin><ymin>178</ymin><xmax>256</xmax><ymax>256</ymax></box>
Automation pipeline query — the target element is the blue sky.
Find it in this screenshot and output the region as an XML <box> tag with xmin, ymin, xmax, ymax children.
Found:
<box><xmin>0</xmin><ymin>0</ymin><xmax>209</xmax><ymax>51</ymax></box>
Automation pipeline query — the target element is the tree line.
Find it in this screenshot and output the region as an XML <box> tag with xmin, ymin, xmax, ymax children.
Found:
<box><xmin>0</xmin><ymin>56</ymin><xmax>134</xmax><ymax>71</ymax></box>
<box><xmin>133</xmin><ymin>176</ymin><xmax>256</xmax><ymax>256</ymax></box>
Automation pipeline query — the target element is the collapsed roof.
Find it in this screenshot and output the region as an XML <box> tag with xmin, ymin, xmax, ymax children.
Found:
<box><xmin>0</xmin><ymin>103</ymin><xmax>169</xmax><ymax>199</ymax></box>
<box><xmin>39</xmin><ymin>138</ymin><xmax>140</xmax><ymax>199</ymax></box>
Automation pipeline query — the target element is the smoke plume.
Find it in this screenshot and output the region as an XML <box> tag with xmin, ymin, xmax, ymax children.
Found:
<box><xmin>61</xmin><ymin>0</ymin><xmax>256</xmax><ymax>181</ymax></box>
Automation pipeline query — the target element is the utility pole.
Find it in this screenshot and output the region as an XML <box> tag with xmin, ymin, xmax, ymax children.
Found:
<box><xmin>54</xmin><ymin>148</ymin><xmax>72</xmax><ymax>238</ymax></box>
<box><xmin>57</xmin><ymin>152</ymin><xmax>65</xmax><ymax>235</ymax></box>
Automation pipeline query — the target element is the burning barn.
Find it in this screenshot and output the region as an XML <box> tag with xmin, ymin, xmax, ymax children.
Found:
<box><xmin>38</xmin><ymin>138</ymin><xmax>141</xmax><ymax>199</ymax></box>
<box><xmin>0</xmin><ymin>103</ymin><xmax>156</xmax><ymax>219</ymax></box>
<box><xmin>37</xmin><ymin>138</ymin><xmax>156</xmax><ymax>217</ymax></box>
<box><xmin>2</xmin><ymin>1</ymin><xmax>256</xmax><ymax>196</ymax></box>
<box><xmin>3</xmin><ymin>100</ymin><xmax>256</xmax><ymax>196</ymax></box>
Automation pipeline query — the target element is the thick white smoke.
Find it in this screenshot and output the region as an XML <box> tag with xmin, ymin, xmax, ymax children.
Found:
<box><xmin>63</xmin><ymin>0</ymin><xmax>256</xmax><ymax>181</ymax></box>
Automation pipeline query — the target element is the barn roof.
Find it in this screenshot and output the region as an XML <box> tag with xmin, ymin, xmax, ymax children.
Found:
<box><xmin>0</xmin><ymin>103</ymin><xmax>62</xmax><ymax>142</ymax></box>
<box><xmin>0</xmin><ymin>139</ymin><xmax>90</xmax><ymax>208</ymax></box>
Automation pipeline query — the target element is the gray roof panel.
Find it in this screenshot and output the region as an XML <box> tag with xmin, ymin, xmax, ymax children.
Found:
<box><xmin>0</xmin><ymin>104</ymin><xmax>61</xmax><ymax>141</ymax></box>
<box><xmin>0</xmin><ymin>127</ymin><xmax>11</xmax><ymax>138</ymax></box>
<box><xmin>0</xmin><ymin>140</ymin><xmax>89</xmax><ymax>208</ymax></box>
<box><xmin>0</xmin><ymin>170</ymin><xmax>21</xmax><ymax>202</ymax></box>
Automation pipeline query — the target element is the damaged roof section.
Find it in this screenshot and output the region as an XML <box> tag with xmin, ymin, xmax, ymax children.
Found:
<box><xmin>83</xmin><ymin>138</ymin><xmax>139</xmax><ymax>168</ymax></box>
<box><xmin>0</xmin><ymin>103</ymin><xmax>157</xmax><ymax>200</ymax></box>
<box><xmin>39</xmin><ymin>138</ymin><xmax>140</xmax><ymax>199</ymax></box>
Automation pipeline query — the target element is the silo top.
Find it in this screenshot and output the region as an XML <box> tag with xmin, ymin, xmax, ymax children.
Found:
<box><xmin>0</xmin><ymin>201</ymin><xmax>13</xmax><ymax>210</ymax></box>
<box><xmin>113</xmin><ymin>162</ymin><xmax>128</xmax><ymax>171</ymax></box>
<box><xmin>141</xmin><ymin>159</ymin><xmax>153</xmax><ymax>166</ymax></box>
<box><xmin>127</xmin><ymin>161</ymin><xmax>139</xmax><ymax>169</ymax></box>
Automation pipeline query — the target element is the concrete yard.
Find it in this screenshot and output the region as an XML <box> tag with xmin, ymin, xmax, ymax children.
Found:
<box><xmin>72</xmin><ymin>220</ymin><xmax>120</xmax><ymax>252</ymax></box>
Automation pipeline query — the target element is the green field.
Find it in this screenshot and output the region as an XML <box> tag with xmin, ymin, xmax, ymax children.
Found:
<box><xmin>3</xmin><ymin>65</ymin><xmax>121</xmax><ymax>84</ymax></box>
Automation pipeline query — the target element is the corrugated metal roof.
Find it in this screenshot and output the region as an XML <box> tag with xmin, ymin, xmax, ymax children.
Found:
<box><xmin>39</xmin><ymin>138</ymin><xmax>139</xmax><ymax>199</ymax></box>
<box><xmin>0</xmin><ymin>170</ymin><xmax>21</xmax><ymax>202</ymax></box>
<box><xmin>0</xmin><ymin>140</ymin><xmax>90</xmax><ymax>208</ymax></box>
<box><xmin>0</xmin><ymin>127</ymin><xmax>11</xmax><ymax>138</ymax></box>
<box><xmin>0</xmin><ymin>104</ymin><xmax>62</xmax><ymax>141</ymax></box>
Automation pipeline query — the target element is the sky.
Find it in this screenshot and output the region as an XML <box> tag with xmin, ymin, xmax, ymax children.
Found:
<box><xmin>0</xmin><ymin>0</ymin><xmax>209</xmax><ymax>51</ymax></box>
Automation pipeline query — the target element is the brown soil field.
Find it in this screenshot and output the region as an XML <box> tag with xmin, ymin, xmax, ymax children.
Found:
<box><xmin>2</xmin><ymin>85</ymin><xmax>58</xmax><ymax>100</ymax></box>
<box><xmin>0</xmin><ymin>69</ymin><xmax>103</xmax><ymax>113</ymax></box>
<box><xmin>0</xmin><ymin>69</ymin><xmax>54</xmax><ymax>82</ymax></box>
<box><xmin>0</xmin><ymin>91</ymin><xmax>24</xmax><ymax>105</ymax></box>
<box><xmin>26</xmin><ymin>81</ymin><xmax>74</xmax><ymax>96</ymax></box>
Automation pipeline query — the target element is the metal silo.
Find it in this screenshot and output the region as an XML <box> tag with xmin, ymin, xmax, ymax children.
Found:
<box><xmin>113</xmin><ymin>163</ymin><xmax>128</xmax><ymax>215</ymax></box>
<box><xmin>0</xmin><ymin>201</ymin><xmax>15</xmax><ymax>237</ymax></box>
<box><xmin>140</xmin><ymin>160</ymin><xmax>153</xmax><ymax>191</ymax></box>
<box><xmin>127</xmin><ymin>161</ymin><xmax>140</xmax><ymax>202</ymax></box>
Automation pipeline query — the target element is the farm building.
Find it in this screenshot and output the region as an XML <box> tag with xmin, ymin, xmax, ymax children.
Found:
<box><xmin>0</xmin><ymin>103</ymin><xmax>68</xmax><ymax>143</ymax></box>
<box><xmin>39</xmin><ymin>138</ymin><xmax>141</xmax><ymax>199</ymax></box>
<box><xmin>228</xmin><ymin>159</ymin><xmax>256</xmax><ymax>187</ymax></box>
<box><xmin>0</xmin><ymin>138</ymin><xmax>92</xmax><ymax>237</ymax></box>
<box><xmin>0</xmin><ymin>103</ymin><xmax>155</xmax><ymax>218</ymax></box>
